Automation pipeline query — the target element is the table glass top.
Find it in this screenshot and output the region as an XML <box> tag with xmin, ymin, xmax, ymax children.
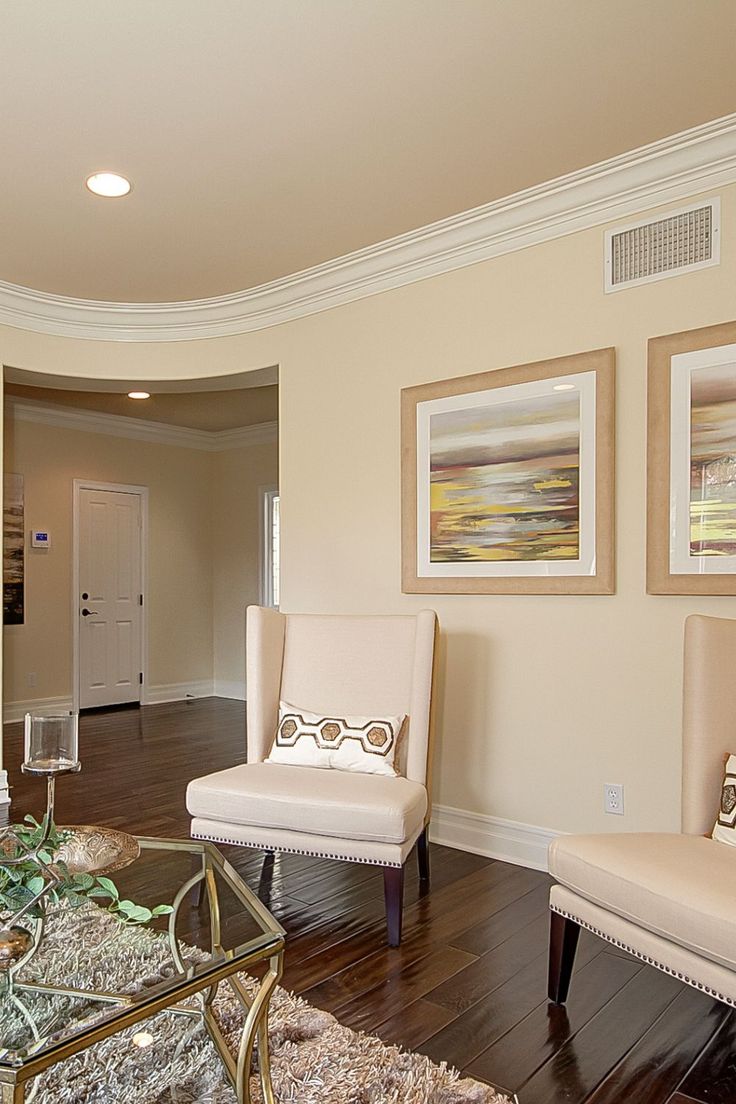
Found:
<box><xmin>0</xmin><ymin>835</ymin><xmax>284</xmax><ymax>1071</ymax></box>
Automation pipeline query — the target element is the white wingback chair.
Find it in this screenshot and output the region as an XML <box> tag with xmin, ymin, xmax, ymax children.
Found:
<box><xmin>548</xmin><ymin>614</ymin><xmax>736</xmax><ymax>1008</ymax></box>
<box><xmin>187</xmin><ymin>606</ymin><xmax>438</xmax><ymax>945</ymax></box>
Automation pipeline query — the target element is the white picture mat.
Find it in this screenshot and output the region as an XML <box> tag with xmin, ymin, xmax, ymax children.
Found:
<box><xmin>670</xmin><ymin>342</ymin><xmax>736</xmax><ymax>575</ymax></box>
<box><xmin>415</xmin><ymin>371</ymin><xmax>597</xmax><ymax>578</ymax></box>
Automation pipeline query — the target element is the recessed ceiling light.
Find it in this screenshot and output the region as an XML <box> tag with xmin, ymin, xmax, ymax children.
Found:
<box><xmin>127</xmin><ymin>391</ymin><xmax>150</xmax><ymax>400</ymax></box>
<box><xmin>553</xmin><ymin>383</ymin><xmax>576</xmax><ymax>391</ymax></box>
<box><xmin>86</xmin><ymin>172</ymin><xmax>131</xmax><ymax>198</ymax></box>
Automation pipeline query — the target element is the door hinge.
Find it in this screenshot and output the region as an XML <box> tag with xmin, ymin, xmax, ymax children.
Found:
<box><xmin>139</xmin><ymin>672</ymin><xmax>144</xmax><ymax>685</ymax></box>
<box><xmin>139</xmin><ymin>594</ymin><xmax>144</xmax><ymax>606</ymax></box>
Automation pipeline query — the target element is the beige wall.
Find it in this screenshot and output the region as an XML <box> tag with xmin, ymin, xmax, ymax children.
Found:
<box><xmin>3</xmin><ymin>418</ymin><xmax>215</xmax><ymax>704</ymax></box>
<box><xmin>1</xmin><ymin>185</ymin><xmax>735</xmax><ymax>834</ymax></box>
<box><xmin>2</xmin><ymin>417</ymin><xmax>278</xmax><ymax>717</ymax></box>
<box><xmin>212</xmin><ymin>439</ymin><xmax>279</xmax><ymax>696</ymax></box>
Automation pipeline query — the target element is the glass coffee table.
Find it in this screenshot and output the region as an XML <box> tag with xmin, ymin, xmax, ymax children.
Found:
<box><xmin>0</xmin><ymin>837</ymin><xmax>285</xmax><ymax>1104</ymax></box>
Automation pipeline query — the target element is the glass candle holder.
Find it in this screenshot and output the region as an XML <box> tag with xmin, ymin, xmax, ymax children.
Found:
<box><xmin>23</xmin><ymin>713</ymin><xmax>79</xmax><ymax>775</ymax></box>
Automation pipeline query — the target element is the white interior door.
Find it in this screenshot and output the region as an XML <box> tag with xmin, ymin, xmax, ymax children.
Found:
<box><xmin>78</xmin><ymin>487</ymin><xmax>143</xmax><ymax>709</ymax></box>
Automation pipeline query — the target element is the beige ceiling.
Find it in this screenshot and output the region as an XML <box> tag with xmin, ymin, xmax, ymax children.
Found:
<box><xmin>2</xmin><ymin>1</ymin><xmax>735</xmax><ymax>304</ymax></box>
<box><xmin>5</xmin><ymin>382</ymin><xmax>278</xmax><ymax>432</ymax></box>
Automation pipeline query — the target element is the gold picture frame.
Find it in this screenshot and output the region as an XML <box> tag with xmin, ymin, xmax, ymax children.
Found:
<box><xmin>401</xmin><ymin>348</ymin><xmax>615</xmax><ymax>594</ymax></box>
<box><xmin>647</xmin><ymin>320</ymin><xmax>736</xmax><ymax>595</ymax></box>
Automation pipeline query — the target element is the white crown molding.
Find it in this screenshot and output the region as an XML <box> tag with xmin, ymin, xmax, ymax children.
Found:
<box><xmin>6</xmin><ymin>397</ymin><xmax>278</xmax><ymax>451</ymax></box>
<box><xmin>0</xmin><ymin>114</ymin><xmax>735</xmax><ymax>342</ymax></box>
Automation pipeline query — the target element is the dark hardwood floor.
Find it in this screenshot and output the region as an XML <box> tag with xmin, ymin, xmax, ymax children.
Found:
<box><xmin>3</xmin><ymin>698</ymin><xmax>733</xmax><ymax>1103</ymax></box>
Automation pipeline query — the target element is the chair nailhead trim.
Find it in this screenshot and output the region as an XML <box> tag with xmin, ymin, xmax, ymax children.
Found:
<box><xmin>191</xmin><ymin>831</ymin><xmax>403</xmax><ymax>868</ymax></box>
<box><xmin>551</xmin><ymin>903</ymin><xmax>735</xmax><ymax>1008</ymax></box>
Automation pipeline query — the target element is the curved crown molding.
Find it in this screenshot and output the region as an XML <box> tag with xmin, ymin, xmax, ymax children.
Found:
<box><xmin>6</xmin><ymin>396</ymin><xmax>277</xmax><ymax>451</ymax></box>
<box><xmin>1</xmin><ymin>113</ymin><xmax>736</xmax><ymax>343</ymax></box>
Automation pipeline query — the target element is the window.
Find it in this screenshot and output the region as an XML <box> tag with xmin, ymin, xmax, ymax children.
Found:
<box><xmin>261</xmin><ymin>488</ymin><xmax>280</xmax><ymax>608</ymax></box>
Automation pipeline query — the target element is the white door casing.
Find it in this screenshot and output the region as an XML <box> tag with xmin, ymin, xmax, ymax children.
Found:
<box><xmin>73</xmin><ymin>481</ymin><xmax>147</xmax><ymax>710</ymax></box>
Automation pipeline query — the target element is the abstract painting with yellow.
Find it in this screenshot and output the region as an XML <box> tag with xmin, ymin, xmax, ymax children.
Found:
<box><xmin>690</xmin><ymin>362</ymin><xmax>736</xmax><ymax>557</ymax></box>
<box><xmin>429</xmin><ymin>391</ymin><xmax>580</xmax><ymax>562</ymax></box>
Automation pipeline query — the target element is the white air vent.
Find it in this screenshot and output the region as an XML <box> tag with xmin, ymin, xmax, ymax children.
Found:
<box><xmin>604</xmin><ymin>198</ymin><xmax>720</xmax><ymax>292</ymax></box>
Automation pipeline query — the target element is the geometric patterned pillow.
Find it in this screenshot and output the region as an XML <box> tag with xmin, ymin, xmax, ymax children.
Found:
<box><xmin>712</xmin><ymin>753</ymin><xmax>736</xmax><ymax>845</ymax></box>
<box><xmin>266</xmin><ymin>701</ymin><xmax>405</xmax><ymax>777</ymax></box>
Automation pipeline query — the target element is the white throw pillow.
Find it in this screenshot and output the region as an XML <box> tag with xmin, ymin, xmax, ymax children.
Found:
<box><xmin>712</xmin><ymin>753</ymin><xmax>736</xmax><ymax>845</ymax></box>
<box><xmin>266</xmin><ymin>701</ymin><xmax>405</xmax><ymax>776</ymax></box>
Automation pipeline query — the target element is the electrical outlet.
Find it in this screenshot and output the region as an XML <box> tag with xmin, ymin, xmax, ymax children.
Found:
<box><xmin>27</xmin><ymin>672</ymin><xmax>37</xmax><ymax>689</ymax></box>
<box><xmin>604</xmin><ymin>783</ymin><xmax>624</xmax><ymax>815</ymax></box>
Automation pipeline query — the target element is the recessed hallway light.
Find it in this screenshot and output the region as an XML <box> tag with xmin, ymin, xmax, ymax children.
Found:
<box><xmin>85</xmin><ymin>172</ymin><xmax>131</xmax><ymax>198</ymax></box>
<box><xmin>127</xmin><ymin>391</ymin><xmax>150</xmax><ymax>400</ymax></box>
<box><xmin>553</xmin><ymin>383</ymin><xmax>576</xmax><ymax>391</ymax></box>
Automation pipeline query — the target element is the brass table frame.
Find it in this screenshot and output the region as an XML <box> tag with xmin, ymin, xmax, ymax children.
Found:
<box><xmin>0</xmin><ymin>837</ymin><xmax>286</xmax><ymax>1104</ymax></box>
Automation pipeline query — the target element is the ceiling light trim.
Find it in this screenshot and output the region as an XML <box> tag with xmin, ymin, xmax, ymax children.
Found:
<box><xmin>1</xmin><ymin>113</ymin><xmax>736</xmax><ymax>342</ymax></box>
<box><xmin>6</xmin><ymin>397</ymin><xmax>278</xmax><ymax>451</ymax></box>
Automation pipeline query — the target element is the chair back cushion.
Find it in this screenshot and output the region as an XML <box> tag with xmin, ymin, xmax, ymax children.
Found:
<box><xmin>246</xmin><ymin>607</ymin><xmax>437</xmax><ymax>787</ymax></box>
<box><xmin>682</xmin><ymin>614</ymin><xmax>736</xmax><ymax>835</ymax></box>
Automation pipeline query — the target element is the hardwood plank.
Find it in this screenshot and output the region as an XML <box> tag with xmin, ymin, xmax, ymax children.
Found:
<box><xmin>429</xmin><ymin>913</ymin><xmax>549</xmax><ymax>1014</ymax></box>
<box><xmin>330</xmin><ymin>945</ymin><xmax>477</xmax><ymax>1031</ymax></box>
<box><xmin>667</xmin><ymin>1095</ymin><xmax>710</xmax><ymax>1104</ymax></box>
<box><xmin>676</xmin><ymin>1009</ymin><xmax>736</xmax><ymax>1104</ymax></box>
<box><xmin>466</xmin><ymin>949</ymin><xmax>642</xmax><ymax>1093</ymax></box>
<box><xmin>420</xmin><ymin>951</ymin><xmax>549</xmax><ymax>1069</ymax></box>
<box><xmin>2</xmin><ymin>701</ymin><xmax>729</xmax><ymax>1104</ymax></box>
<box><xmin>517</xmin><ymin>967</ymin><xmax>683</xmax><ymax>1104</ymax></box>
<box><xmin>450</xmin><ymin>881</ymin><xmax>551</xmax><ymax>955</ymax></box>
<box><xmin>419</xmin><ymin>927</ymin><xmax>603</xmax><ymax>1071</ymax></box>
<box><xmin>372</xmin><ymin>998</ymin><xmax>457</xmax><ymax>1051</ymax></box>
<box><xmin>400</xmin><ymin>863</ymin><xmax>547</xmax><ymax>959</ymax></box>
<box><xmin>282</xmin><ymin>861</ymin><xmax>534</xmax><ymax>991</ymax></box>
<box><xmin>584</xmin><ymin>985</ymin><xmax>728</xmax><ymax>1104</ymax></box>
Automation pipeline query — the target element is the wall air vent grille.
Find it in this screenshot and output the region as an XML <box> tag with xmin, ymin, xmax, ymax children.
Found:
<box><xmin>604</xmin><ymin>198</ymin><xmax>720</xmax><ymax>292</ymax></box>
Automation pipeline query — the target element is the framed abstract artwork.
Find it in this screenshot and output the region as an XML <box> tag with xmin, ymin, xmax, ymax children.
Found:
<box><xmin>401</xmin><ymin>348</ymin><xmax>615</xmax><ymax>594</ymax></box>
<box><xmin>647</xmin><ymin>320</ymin><xmax>736</xmax><ymax>595</ymax></box>
<box><xmin>3</xmin><ymin>473</ymin><xmax>24</xmax><ymax>625</ymax></box>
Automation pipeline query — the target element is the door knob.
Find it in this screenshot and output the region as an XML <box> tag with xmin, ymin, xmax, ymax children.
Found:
<box><xmin>81</xmin><ymin>608</ymin><xmax>99</xmax><ymax>617</ymax></box>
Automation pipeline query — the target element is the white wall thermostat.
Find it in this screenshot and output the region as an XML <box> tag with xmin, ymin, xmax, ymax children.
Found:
<box><xmin>31</xmin><ymin>530</ymin><xmax>51</xmax><ymax>549</ymax></box>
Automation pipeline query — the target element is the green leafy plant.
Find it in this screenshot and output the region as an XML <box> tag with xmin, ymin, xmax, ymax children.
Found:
<box><xmin>0</xmin><ymin>816</ymin><xmax>173</xmax><ymax>926</ymax></box>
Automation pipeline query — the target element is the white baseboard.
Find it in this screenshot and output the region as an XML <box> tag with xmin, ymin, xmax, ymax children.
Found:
<box><xmin>0</xmin><ymin>769</ymin><xmax>9</xmax><ymax>826</ymax></box>
<box><xmin>213</xmin><ymin>680</ymin><xmax>247</xmax><ymax>701</ymax></box>
<box><xmin>2</xmin><ymin>694</ymin><xmax>73</xmax><ymax>725</ymax></box>
<box><xmin>430</xmin><ymin>804</ymin><xmax>559</xmax><ymax>872</ymax></box>
<box><xmin>143</xmin><ymin>680</ymin><xmax>215</xmax><ymax>705</ymax></box>
<box><xmin>3</xmin><ymin>682</ymin><xmax>219</xmax><ymax>720</ymax></box>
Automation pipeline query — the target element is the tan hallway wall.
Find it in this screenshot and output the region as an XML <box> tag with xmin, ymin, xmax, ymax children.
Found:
<box><xmin>3</xmin><ymin>417</ymin><xmax>215</xmax><ymax>708</ymax></box>
<box><xmin>212</xmin><ymin>438</ymin><xmax>279</xmax><ymax>699</ymax></box>
<box><xmin>1</xmin><ymin>184</ymin><xmax>735</xmax><ymax>836</ymax></box>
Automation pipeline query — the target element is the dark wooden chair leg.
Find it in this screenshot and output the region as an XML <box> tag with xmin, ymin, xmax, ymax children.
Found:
<box><xmin>191</xmin><ymin>852</ymin><xmax>205</xmax><ymax>908</ymax></box>
<box><xmin>383</xmin><ymin>865</ymin><xmax>405</xmax><ymax>946</ymax></box>
<box><xmin>417</xmin><ymin>825</ymin><xmax>430</xmax><ymax>883</ymax></box>
<box><xmin>258</xmin><ymin>850</ymin><xmax>276</xmax><ymax>904</ymax></box>
<box><xmin>548</xmin><ymin>910</ymin><xmax>580</xmax><ymax>1004</ymax></box>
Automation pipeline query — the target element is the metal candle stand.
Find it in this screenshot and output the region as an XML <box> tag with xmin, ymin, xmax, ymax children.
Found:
<box><xmin>0</xmin><ymin>713</ymin><xmax>80</xmax><ymax>989</ymax></box>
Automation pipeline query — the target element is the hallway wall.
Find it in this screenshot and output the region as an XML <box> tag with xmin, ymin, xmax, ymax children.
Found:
<box><xmin>3</xmin><ymin>413</ymin><xmax>277</xmax><ymax>718</ymax></box>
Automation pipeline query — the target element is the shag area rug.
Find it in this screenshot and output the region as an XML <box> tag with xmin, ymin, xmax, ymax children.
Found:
<box><xmin>5</xmin><ymin>905</ymin><xmax>511</xmax><ymax>1104</ymax></box>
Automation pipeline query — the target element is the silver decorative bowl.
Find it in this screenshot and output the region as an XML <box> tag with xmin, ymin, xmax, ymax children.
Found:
<box><xmin>56</xmin><ymin>826</ymin><xmax>140</xmax><ymax>876</ymax></box>
<box><xmin>0</xmin><ymin>925</ymin><xmax>33</xmax><ymax>971</ymax></box>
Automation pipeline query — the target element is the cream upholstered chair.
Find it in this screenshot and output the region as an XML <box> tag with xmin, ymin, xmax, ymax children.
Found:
<box><xmin>548</xmin><ymin>614</ymin><xmax>736</xmax><ymax>1008</ymax></box>
<box><xmin>187</xmin><ymin>606</ymin><xmax>438</xmax><ymax>945</ymax></box>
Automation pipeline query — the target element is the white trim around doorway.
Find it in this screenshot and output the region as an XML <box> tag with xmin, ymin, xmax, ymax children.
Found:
<box><xmin>72</xmin><ymin>479</ymin><xmax>149</xmax><ymax>713</ymax></box>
